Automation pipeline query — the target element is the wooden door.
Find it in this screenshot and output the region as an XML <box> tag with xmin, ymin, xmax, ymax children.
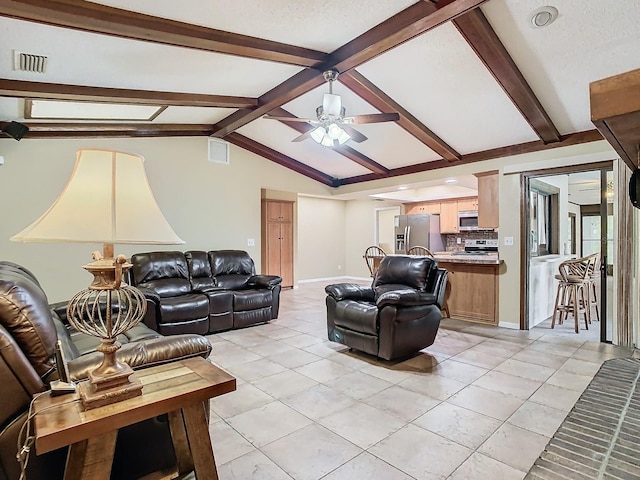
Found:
<box><xmin>423</xmin><ymin>202</ymin><xmax>441</xmax><ymax>214</ymax></box>
<box><xmin>262</xmin><ymin>200</ymin><xmax>294</xmax><ymax>288</ymax></box>
<box><xmin>279</xmin><ymin>221</ymin><xmax>293</xmax><ymax>287</ymax></box>
<box><xmin>440</xmin><ymin>200</ymin><xmax>459</xmax><ymax>233</ymax></box>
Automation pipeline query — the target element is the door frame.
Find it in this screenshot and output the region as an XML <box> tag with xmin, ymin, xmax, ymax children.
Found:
<box><xmin>519</xmin><ymin>161</ymin><xmax>613</xmax><ymax>340</ymax></box>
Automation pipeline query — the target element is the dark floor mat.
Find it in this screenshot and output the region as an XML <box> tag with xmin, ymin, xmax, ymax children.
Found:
<box><xmin>526</xmin><ymin>358</ymin><xmax>640</xmax><ymax>480</ymax></box>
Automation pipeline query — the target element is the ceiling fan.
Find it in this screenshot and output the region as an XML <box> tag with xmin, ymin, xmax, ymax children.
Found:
<box><xmin>262</xmin><ymin>70</ymin><xmax>400</xmax><ymax>147</ymax></box>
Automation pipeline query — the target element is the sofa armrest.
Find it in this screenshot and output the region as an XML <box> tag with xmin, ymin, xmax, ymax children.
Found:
<box><xmin>431</xmin><ymin>269</ymin><xmax>448</xmax><ymax>310</ymax></box>
<box><xmin>325</xmin><ymin>284</ymin><xmax>375</xmax><ymax>302</ymax></box>
<box><xmin>376</xmin><ymin>289</ymin><xmax>437</xmax><ymax>309</ymax></box>
<box><xmin>247</xmin><ymin>275</ymin><xmax>282</xmax><ymax>289</ymax></box>
<box><xmin>67</xmin><ymin>334</ymin><xmax>213</xmax><ymax>382</ymax></box>
<box><xmin>50</xmin><ymin>301</ymin><xmax>69</xmax><ymax>322</ymax></box>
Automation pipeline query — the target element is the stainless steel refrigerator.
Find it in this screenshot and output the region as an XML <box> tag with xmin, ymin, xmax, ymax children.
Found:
<box><xmin>394</xmin><ymin>214</ymin><xmax>444</xmax><ymax>254</ymax></box>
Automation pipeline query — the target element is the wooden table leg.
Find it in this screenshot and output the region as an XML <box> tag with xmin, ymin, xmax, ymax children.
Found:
<box><xmin>181</xmin><ymin>402</ymin><xmax>218</xmax><ymax>480</ymax></box>
<box><xmin>64</xmin><ymin>430</ymin><xmax>117</xmax><ymax>480</ymax></box>
<box><xmin>168</xmin><ymin>409</ymin><xmax>194</xmax><ymax>475</ymax></box>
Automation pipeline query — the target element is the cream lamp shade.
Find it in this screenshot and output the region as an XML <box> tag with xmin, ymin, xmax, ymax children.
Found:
<box><xmin>11</xmin><ymin>148</ymin><xmax>184</xmax><ymax>245</ymax></box>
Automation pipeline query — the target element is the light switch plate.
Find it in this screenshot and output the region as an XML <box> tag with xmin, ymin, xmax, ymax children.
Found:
<box><xmin>247</xmin><ymin>238</ymin><xmax>255</xmax><ymax>247</ymax></box>
<box><xmin>504</xmin><ymin>236</ymin><xmax>514</xmax><ymax>246</ymax></box>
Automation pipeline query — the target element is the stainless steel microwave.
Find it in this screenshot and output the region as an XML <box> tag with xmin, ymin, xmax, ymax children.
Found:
<box><xmin>458</xmin><ymin>210</ymin><xmax>479</xmax><ymax>231</ymax></box>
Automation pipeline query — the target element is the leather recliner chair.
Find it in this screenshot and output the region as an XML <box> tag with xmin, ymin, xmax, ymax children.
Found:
<box><xmin>325</xmin><ymin>255</ymin><xmax>447</xmax><ymax>361</ymax></box>
<box><xmin>0</xmin><ymin>261</ymin><xmax>213</xmax><ymax>480</ymax></box>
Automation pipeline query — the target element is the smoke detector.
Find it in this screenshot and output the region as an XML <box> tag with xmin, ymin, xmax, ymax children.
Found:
<box><xmin>13</xmin><ymin>51</ymin><xmax>47</xmax><ymax>73</ymax></box>
<box><xmin>530</xmin><ymin>6</ymin><xmax>558</xmax><ymax>28</ymax></box>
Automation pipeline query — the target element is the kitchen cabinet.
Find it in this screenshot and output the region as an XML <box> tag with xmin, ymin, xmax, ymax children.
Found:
<box><xmin>476</xmin><ymin>171</ymin><xmax>499</xmax><ymax>229</ymax></box>
<box><xmin>457</xmin><ymin>198</ymin><xmax>478</xmax><ymax>211</ymax></box>
<box><xmin>438</xmin><ymin>261</ymin><xmax>499</xmax><ymax>325</ymax></box>
<box><xmin>261</xmin><ymin>200</ymin><xmax>294</xmax><ymax>288</ymax></box>
<box><xmin>439</xmin><ymin>200</ymin><xmax>459</xmax><ymax>233</ymax></box>
<box><xmin>405</xmin><ymin>201</ymin><xmax>441</xmax><ymax>215</ymax></box>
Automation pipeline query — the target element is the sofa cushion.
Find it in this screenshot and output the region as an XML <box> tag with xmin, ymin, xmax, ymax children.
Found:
<box><xmin>158</xmin><ymin>294</ymin><xmax>209</xmax><ymax>323</ymax></box>
<box><xmin>233</xmin><ymin>290</ymin><xmax>272</xmax><ymax>312</ymax></box>
<box><xmin>186</xmin><ymin>250</ymin><xmax>216</xmax><ymax>291</ymax></box>
<box><xmin>215</xmin><ymin>274</ymin><xmax>251</xmax><ymax>290</ymax></box>
<box><xmin>209</xmin><ymin>250</ymin><xmax>256</xmax><ymax>276</ymax></box>
<box><xmin>0</xmin><ymin>268</ymin><xmax>56</xmax><ymax>379</ymax></box>
<box><xmin>131</xmin><ymin>251</ymin><xmax>189</xmax><ymax>285</ymax></box>
<box><xmin>333</xmin><ymin>300</ymin><xmax>378</xmax><ymax>335</ymax></box>
<box><xmin>374</xmin><ymin>256</ymin><xmax>436</xmax><ymax>292</ymax></box>
<box><xmin>141</xmin><ymin>278</ymin><xmax>192</xmax><ymax>298</ymax></box>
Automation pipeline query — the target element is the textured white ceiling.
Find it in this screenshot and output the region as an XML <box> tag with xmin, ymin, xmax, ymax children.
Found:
<box><xmin>358</xmin><ymin>22</ymin><xmax>539</xmax><ymax>154</ymax></box>
<box><xmin>482</xmin><ymin>0</ymin><xmax>640</xmax><ymax>134</ymax></box>
<box><xmin>87</xmin><ymin>0</ymin><xmax>417</xmax><ymax>52</ymax></box>
<box><xmin>0</xmin><ymin>17</ymin><xmax>301</xmax><ymax>96</ymax></box>
<box><xmin>2</xmin><ymin>0</ymin><xmax>640</xmax><ymax>191</ymax></box>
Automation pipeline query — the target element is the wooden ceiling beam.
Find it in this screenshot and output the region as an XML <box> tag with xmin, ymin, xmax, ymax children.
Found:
<box><xmin>339</xmin><ymin>70</ymin><xmax>460</xmax><ymax>162</ymax></box>
<box><xmin>337</xmin><ymin>129</ymin><xmax>603</xmax><ymax>185</ymax></box>
<box><xmin>212</xmin><ymin>0</ymin><xmax>488</xmax><ymax>138</ymax></box>
<box><xmin>225</xmin><ymin>133</ymin><xmax>338</xmax><ymax>187</ymax></box>
<box><xmin>452</xmin><ymin>8</ymin><xmax>560</xmax><ymax>143</ymax></box>
<box><xmin>0</xmin><ymin>0</ymin><xmax>327</xmax><ymax>67</ymax></box>
<box><xmin>0</xmin><ymin>79</ymin><xmax>257</xmax><ymax>108</ymax></box>
<box><xmin>0</xmin><ymin>122</ymin><xmax>215</xmax><ymax>138</ymax></box>
<box><xmin>270</xmin><ymin>107</ymin><xmax>389</xmax><ymax>175</ymax></box>
<box><xmin>211</xmin><ymin>68</ymin><xmax>326</xmax><ymax>138</ymax></box>
<box><xmin>329</xmin><ymin>0</ymin><xmax>488</xmax><ymax>73</ymax></box>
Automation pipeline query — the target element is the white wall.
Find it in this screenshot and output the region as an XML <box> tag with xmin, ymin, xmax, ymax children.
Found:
<box><xmin>296</xmin><ymin>196</ymin><xmax>346</xmax><ymax>280</ymax></box>
<box><xmin>0</xmin><ymin>137</ymin><xmax>332</xmax><ymax>301</ymax></box>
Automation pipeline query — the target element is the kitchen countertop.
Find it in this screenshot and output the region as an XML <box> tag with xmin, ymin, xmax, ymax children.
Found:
<box><xmin>432</xmin><ymin>252</ymin><xmax>503</xmax><ymax>265</ymax></box>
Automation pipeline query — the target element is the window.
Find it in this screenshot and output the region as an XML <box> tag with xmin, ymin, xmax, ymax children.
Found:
<box><xmin>529</xmin><ymin>179</ymin><xmax>559</xmax><ymax>257</ymax></box>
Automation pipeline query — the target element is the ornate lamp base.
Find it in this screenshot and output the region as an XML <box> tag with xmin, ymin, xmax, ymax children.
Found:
<box><xmin>78</xmin><ymin>369</ymin><xmax>143</xmax><ymax>410</ymax></box>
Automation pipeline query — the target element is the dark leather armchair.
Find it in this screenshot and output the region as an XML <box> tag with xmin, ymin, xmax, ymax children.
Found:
<box><xmin>325</xmin><ymin>255</ymin><xmax>447</xmax><ymax>361</ymax></box>
<box><xmin>0</xmin><ymin>261</ymin><xmax>212</xmax><ymax>480</ymax></box>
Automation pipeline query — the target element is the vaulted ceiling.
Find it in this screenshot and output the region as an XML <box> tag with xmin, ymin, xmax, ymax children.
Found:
<box><xmin>1</xmin><ymin>0</ymin><xmax>639</xmax><ymax>188</ymax></box>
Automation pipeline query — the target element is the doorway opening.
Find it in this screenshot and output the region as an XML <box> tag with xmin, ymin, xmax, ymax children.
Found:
<box><xmin>522</xmin><ymin>162</ymin><xmax>614</xmax><ymax>343</ymax></box>
<box><xmin>375</xmin><ymin>206</ymin><xmax>400</xmax><ymax>255</ymax></box>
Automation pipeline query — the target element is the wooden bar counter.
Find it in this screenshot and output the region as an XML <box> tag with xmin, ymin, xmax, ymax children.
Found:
<box><xmin>434</xmin><ymin>253</ymin><xmax>502</xmax><ymax>325</ymax></box>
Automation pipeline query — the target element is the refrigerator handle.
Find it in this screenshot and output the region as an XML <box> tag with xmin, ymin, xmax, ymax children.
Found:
<box><xmin>405</xmin><ymin>225</ymin><xmax>410</xmax><ymax>253</ymax></box>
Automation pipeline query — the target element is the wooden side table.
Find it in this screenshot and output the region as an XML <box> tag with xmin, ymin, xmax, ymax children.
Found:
<box><xmin>33</xmin><ymin>357</ymin><xmax>236</xmax><ymax>480</ymax></box>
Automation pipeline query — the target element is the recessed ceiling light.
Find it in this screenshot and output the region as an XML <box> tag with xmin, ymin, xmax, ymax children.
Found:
<box><xmin>530</xmin><ymin>6</ymin><xmax>558</xmax><ymax>28</ymax></box>
<box><xmin>444</xmin><ymin>179</ymin><xmax>457</xmax><ymax>184</ymax></box>
<box><xmin>397</xmin><ymin>185</ymin><xmax>408</xmax><ymax>190</ymax></box>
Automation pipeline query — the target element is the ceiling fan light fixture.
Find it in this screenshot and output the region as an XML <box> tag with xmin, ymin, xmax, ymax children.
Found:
<box><xmin>320</xmin><ymin>134</ymin><xmax>334</xmax><ymax>147</ymax></box>
<box><xmin>336</xmin><ymin>128</ymin><xmax>350</xmax><ymax>145</ymax></box>
<box><xmin>310</xmin><ymin>126</ymin><xmax>325</xmax><ymax>143</ymax></box>
<box><xmin>322</xmin><ymin>93</ymin><xmax>342</xmax><ymax>118</ymax></box>
<box><xmin>327</xmin><ymin>123</ymin><xmax>343</xmax><ymax>140</ymax></box>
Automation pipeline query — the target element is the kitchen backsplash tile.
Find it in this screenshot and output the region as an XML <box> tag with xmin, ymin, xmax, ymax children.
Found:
<box><xmin>444</xmin><ymin>231</ymin><xmax>498</xmax><ymax>251</ymax></box>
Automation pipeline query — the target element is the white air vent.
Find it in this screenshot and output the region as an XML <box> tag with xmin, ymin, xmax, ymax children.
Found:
<box><xmin>208</xmin><ymin>138</ymin><xmax>229</xmax><ymax>165</ymax></box>
<box><xmin>14</xmin><ymin>51</ymin><xmax>47</xmax><ymax>73</ymax></box>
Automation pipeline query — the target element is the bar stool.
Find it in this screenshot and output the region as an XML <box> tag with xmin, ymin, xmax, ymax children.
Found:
<box><xmin>552</xmin><ymin>257</ymin><xmax>591</xmax><ymax>333</ymax></box>
<box><xmin>585</xmin><ymin>252</ymin><xmax>601</xmax><ymax>322</ymax></box>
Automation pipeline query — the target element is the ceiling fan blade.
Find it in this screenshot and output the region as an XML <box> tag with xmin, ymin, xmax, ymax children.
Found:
<box><xmin>263</xmin><ymin>115</ymin><xmax>316</xmax><ymax>123</ymax></box>
<box><xmin>291</xmin><ymin>129</ymin><xmax>314</xmax><ymax>142</ymax></box>
<box><xmin>345</xmin><ymin>113</ymin><xmax>400</xmax><ymax>125</ymax></box>
<box><xmin>341</xmin><ymin>125</ymin><xmax>368</xmax><ymax>143</ymax></box>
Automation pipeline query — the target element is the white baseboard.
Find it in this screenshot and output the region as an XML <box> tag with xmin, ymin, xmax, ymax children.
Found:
<box><xmin>297</xmin><ymin>276</ymin><xmax>370</xmax><ymax>284</ymax></box>
<box><xmin>498</xmin><ymin>321</ymin><xmax>520</xmax><ymax>330</ymax></box>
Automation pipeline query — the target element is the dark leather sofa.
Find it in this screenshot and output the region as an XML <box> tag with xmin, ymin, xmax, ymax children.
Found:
<box><xmin>129</xmin><ymin>250</ymin><xmax>282</xmax><ymax>336</ymax></box>
<box><xmin>325</xmin><ymin>255</ymin><xmax>447</xmax><ymax>361</ymax></box>
<box><xmin>0</xmin><ymin>261</ymin><xmax>213</xmax><ymax>480</ymax></box>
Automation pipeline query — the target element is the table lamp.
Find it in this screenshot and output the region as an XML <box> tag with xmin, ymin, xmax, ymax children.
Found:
<box><xmin>11</xmin><ymin>149</ymin><xmax>184</xmax><ymax>409</ymax></box>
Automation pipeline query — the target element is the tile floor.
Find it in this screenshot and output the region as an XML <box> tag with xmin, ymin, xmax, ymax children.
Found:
<box><xmin>206</xmin><ymin>281</ymin><xmax>634</xmax><ymax>480</ymax></box>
